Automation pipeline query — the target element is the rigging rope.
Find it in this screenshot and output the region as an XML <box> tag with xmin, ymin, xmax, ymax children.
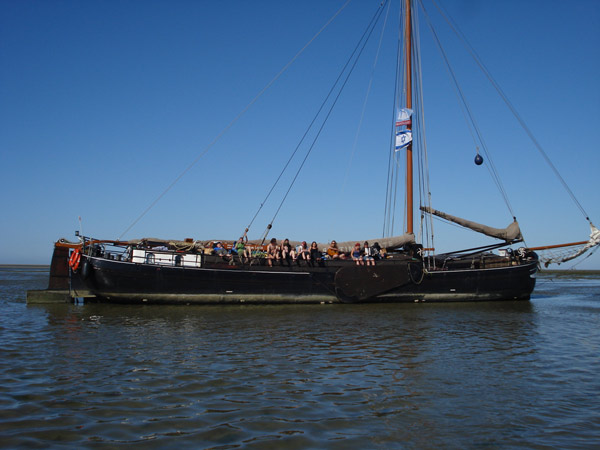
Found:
<box><xmin>412</xmin><ymin>2</ymin><xmax>435</xmax><ymax>255</ymax></box>
<box><xmin>563</xmin><ymin>247</ymin><xmax>598</xmax><ymax>270</ymax></box>
<box><xmin>431</xmin><ymin>0</ymin><xmax>592</xmax><ymax>223</ymax></box>
<box><xmin>117</xmin><ymin>0</ymin><xmax>352</xmax><ymax>240</ymax></box>
<box><xmin>419</xmin><ymin>0</ymin><xmax>516</xmax><ymax>219</ymax></box>
<box><xmin>260</xmin><ymin>1</ymin><xmax>388</xmax><ymax>243</ymax></box>
<box><xmin>245</xmin><ymin>0</ymin><xmax>385</xmax><ymax>236</ymax></box>
<box><xmin>383</xmin><ymin>0</ymin><xmax>405</xmax><ymax>238</ymax></box>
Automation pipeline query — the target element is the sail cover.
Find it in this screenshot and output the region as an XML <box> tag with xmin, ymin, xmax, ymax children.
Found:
<box><xmin>421</xmin><ymin>206</ymin><xmax>522</xmax><ymax>241</ymax></box>
<box><xmin>132</xmin><ymin>234</ymin><xmax>416</xmax><ymax>252</ymax></box>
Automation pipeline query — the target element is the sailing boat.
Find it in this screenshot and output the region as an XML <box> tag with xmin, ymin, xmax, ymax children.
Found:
<box><xmin>46</xmin><ymin>0</ymin><xmax>597</xmax><ymax>304</ymax></box>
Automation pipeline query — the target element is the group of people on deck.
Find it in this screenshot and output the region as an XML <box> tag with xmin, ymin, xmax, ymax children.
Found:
<box><xmin>214</xmin><ymin>236</ymin><xmax>385</xmax><ymax>267</ymax></box>
<box><xmin>325</xmin><ymin>240</ymin><xmax>385</xmax><ymax>265</ymax></box>
<box><xmin>264</xmin><ymin>238</ymin><xmax>324</xmax><ymax>267</ymax></box>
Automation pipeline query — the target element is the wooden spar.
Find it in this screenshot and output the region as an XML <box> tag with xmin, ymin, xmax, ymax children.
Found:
<box><xmin>405</xmin><ymin>0</ymin><xmax>413</xmax><ymax>235</ymax></box>
<box><xmin>527</xmin><ymin>241</ymin><xmax>587</xmax><ymax>251</ymax></box>
<box><xmin>54</xmin><ymin>239</ymin><xmax>133</xmax><ymax>249</ymax></box>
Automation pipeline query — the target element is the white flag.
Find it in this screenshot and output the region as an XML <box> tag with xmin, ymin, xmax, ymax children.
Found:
<box><xmin>395</xmin><ymin>108</ymin><xmax>413</xmax><ymax>127</ymax></box>
<box><xmin>395</xmin><ymin>130</ymin><xmax>412</xmax><ymax>150</ymax></box>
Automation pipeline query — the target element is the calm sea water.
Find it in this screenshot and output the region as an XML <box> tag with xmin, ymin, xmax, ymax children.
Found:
<box><xmin>0</xmin><ymin>267</ymin><xmax>598</xmax><ymax>449</ymax></box>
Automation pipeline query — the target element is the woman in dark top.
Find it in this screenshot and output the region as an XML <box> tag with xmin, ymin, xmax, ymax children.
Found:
<box><xmin>309</xmin><ymin>241</ymin><xmax>322</xmax><ymax>267</ymax></box>
<box><xmin>281</xmin><ymin>238</ymin><xmax>296</xmax><ymax>265</ymax></box>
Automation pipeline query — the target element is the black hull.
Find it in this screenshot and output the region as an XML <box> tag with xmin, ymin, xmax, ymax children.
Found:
<box><xmin>76</xmin><ymin>255</ymin><xmax>538</xmax><ymax>304</ymax></box>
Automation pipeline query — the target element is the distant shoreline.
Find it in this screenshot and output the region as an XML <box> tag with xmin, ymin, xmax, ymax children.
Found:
<box><xmin>0</xmin><ymin>265</ymin><xmax>50</xmax><ymax>269</ymax></box>
<box><xmin>539</xmin><ymin>269</ymin><xmax>600</xmax><ymax>275</ymax></box>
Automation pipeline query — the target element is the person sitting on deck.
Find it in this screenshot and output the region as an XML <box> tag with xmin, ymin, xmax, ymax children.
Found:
<box><xmin>281</xmin><ymin>238</ymin><xmax>296</xmax><ymax>265</ymax></box>
<box><xmin>363</xmin><ymin>241</ymin><xmax>375</xmax><ymax>266</ymax></box>
<box><xmin>379</xmin><ymin>247</ymin><xmax>387</xmax><ymax>259</ymax></box>
<box><xmin>309</xmin><ymin>241</ymin><xmax>323</xmax><ymax>267</ymax></box>
<box><xmin>352</xmin><ymin>242</ymin><xmax>364</xmax><ymax>265</ymax></box>
<box><xmin>371</xmin><ymin>242</ymin><xmax>382</xmax><ymax>260</ymax></box>
<box><xmin>235</xmin><ymin>236</ymin><xmax>250</xmax><ymax>263</ymax></box>
<box><xmin>208</xmin><ymin>241</ymin><xmax>216</xmax><ymax>253</ymax></box>
<box><xmin>266</xmin><ymin>238</ymin><xmax>281</xmax><ymax>267</ymax></box>
<box><xmin>213</xmin><ymin>242</ymin><xmax>230</xmax><ymax>261</ymax></box>
<box><xmin>298</xmin><ymin>241</ymin><xmax>310</xmax><ymax>265</ymax></box>
<box><xmin>326</xmin><ymin>240</ymin><xmax>341</xmax><ymax>259</ymax></box>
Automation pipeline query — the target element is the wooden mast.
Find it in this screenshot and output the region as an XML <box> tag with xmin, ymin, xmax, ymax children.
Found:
<box><xmin>404</xmin><ymin>0</ymin><xmax>413</xmax><ymax>235</ymax></box>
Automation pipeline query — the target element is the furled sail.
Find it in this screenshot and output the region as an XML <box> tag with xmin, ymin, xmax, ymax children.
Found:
<box><xmin>420</xmin><ymin>206</ymin><xmax>522</xmax><ymax>241</ymax></box>
<box><xmin>560</xmin><ymin>224</ymin><xmax>600</xmax><ymax>262</ymax></box>
<box><xmin>130</xmin><ymin>238</ymin><xmax>202</xmax><ymax>252</ymax></box>
<box><xmin>540</xmin><ymin>223</ymin><xmax>600</xmax><ymax>265</ymax></box>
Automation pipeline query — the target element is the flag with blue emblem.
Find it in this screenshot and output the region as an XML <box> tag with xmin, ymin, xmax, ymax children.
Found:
<box><xmin>395</xmin><ymin>130</ymin><xmax>412</xmax><ymax>150</ymax></box>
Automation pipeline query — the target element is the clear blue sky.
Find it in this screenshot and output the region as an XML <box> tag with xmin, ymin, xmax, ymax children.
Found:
<box><xmin>1</xmin><ymin>0</ymin><xmax>599</xmax><ymax>268</ymax></box>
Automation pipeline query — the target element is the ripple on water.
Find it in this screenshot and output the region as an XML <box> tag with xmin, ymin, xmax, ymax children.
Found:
<box><xmin>0</xmin><ymin>270</ymin><xmax>599</xmax><ymax>448</ymax></box>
